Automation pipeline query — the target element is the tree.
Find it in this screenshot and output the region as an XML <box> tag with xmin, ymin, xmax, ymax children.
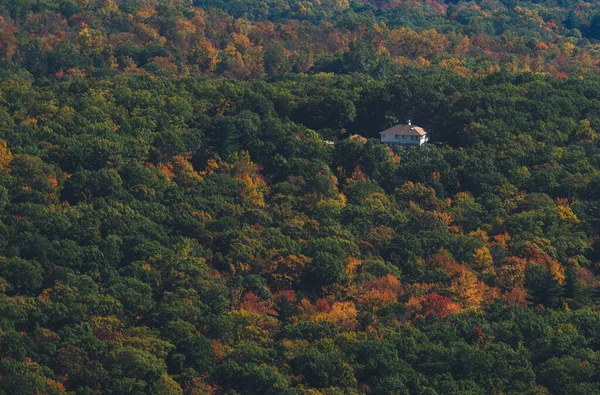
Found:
<box><xmin>472</xmin><ymin>246</ymin><xmax>494</xmax><ymax>275</ymax></box>
<box><xmin>107</xmin><ymin>346</ymin><xmax>166</xmax><ymax>392</ymax></box>
<box><xmin>524</xmin><ymin>264</ymin><xmax>563</xmax><ymax>308</ymax></box>
<box><xmin>263</xmin><ymin>41</ymin><xmax>290</xmax><ymax>76</ymax></box>
<box><xmin>303</xmin><ymin>252</ymin><xmax>346</xmax><ymax>293</ymax></box>
<box><xmin>340</xmin><ymin>41</ymin><xmax>380</xmax><ymax>74</ymax></box>
<box><xmin>0</xmin><ymin>359</ymin><xmax>65</xmax><ymax>395</ymax></box>
<box><xmin>0</xmin><ymin>257</ymin><xmax>43</xmax><ymax>295</ymax></box>
<box><xmin>292</xmin><ymin>348</ymin><xmax>357</xmax><ymax>389</ymax></box>
<box><xmin>0</xmin><ymin>140</ymin><xmax>12</xmax><ymax>171</ymax></box>
<box><xmin>212</xmin><ymin>361</ymin><xmax>294</xmax><ymax>395</ymax></box>
<box><xmin>0</xmin><ymin>21</ymin><xmax>17</xmax><ymax>62</ymax></box>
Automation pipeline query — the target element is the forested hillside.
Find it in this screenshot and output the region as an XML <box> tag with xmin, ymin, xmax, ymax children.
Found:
<box><xmin>2</xmin><ymin>0</ymin><xmax>600</xmax><ymax>394</ymax></box>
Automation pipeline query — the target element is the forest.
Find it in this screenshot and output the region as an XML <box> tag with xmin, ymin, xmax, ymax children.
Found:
<box><xmin>1</xmin><ymin>0</ymin><xmax>600</xmax><ymax>394</ymax></box>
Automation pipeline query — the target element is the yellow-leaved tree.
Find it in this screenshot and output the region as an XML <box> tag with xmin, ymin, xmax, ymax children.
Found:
<box><xmin>472</xmin><ymin>246</ymin><xmax>494</xmax><ymax>275</ymax></box>
<box><xmin>313</xmin><ymin>301</ymin><xmax>358</xmax><ymax>331</ymax></box>
<box><xmin>229</xmin><ymin>151</ymin><xmax>269</xmax><ymax>207</ymax></box>
<box><xmin>0</xmin><ymin>140</ymin><xmax>12</xmax><ymax>171</ymax></box>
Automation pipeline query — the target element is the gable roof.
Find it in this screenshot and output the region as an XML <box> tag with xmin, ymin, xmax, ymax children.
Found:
<box><xmin>379</xmin><ymin>124</ymin><xmax>427</xmax><ymax>136</ymax></box>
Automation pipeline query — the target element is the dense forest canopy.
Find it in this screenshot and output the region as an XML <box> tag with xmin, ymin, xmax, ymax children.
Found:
<box><xmin>1</xmin><ymin>0</ymin><xmax>600</xmax><ymax>79</ymax></box>
<box><xmin>1</xmin><ymin>0</ymin><xmax>600</xmax><ymax>394</ymax></box>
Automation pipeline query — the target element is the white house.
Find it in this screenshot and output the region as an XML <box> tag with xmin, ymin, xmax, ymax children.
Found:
<box><xmin>380</xmin><ymin>120</ymin><xmax>429</xmax><ymax>146</ymax></box>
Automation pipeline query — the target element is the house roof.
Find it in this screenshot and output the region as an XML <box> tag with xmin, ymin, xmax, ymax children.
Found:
<box><xmin>379</xmin><ymin>124</ymin><xmax>427</xmax><ymax>136</ymax></box>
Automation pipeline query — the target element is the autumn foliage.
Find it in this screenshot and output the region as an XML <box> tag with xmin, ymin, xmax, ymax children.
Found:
<box><xmin>0</xmin><ymin>0</ymin><xmax>600</xmax><ymax>393</ymax></box>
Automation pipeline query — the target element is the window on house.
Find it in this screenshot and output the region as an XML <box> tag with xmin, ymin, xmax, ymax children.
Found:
<box><xmin>402</xmin><ymin>135</ymin><xmax>406</xmax><ymax>139</ymax></box>
<box><xmin>395</xmin><ymin>134</ymin><xmax>399</xmax><ymax>139</ymax></box>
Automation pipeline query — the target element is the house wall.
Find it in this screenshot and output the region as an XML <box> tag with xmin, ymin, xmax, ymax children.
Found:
<box><xmin>381</xmin><ymin>133</ymin><xmax>426</xmax><ymax>145</ymax></box>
